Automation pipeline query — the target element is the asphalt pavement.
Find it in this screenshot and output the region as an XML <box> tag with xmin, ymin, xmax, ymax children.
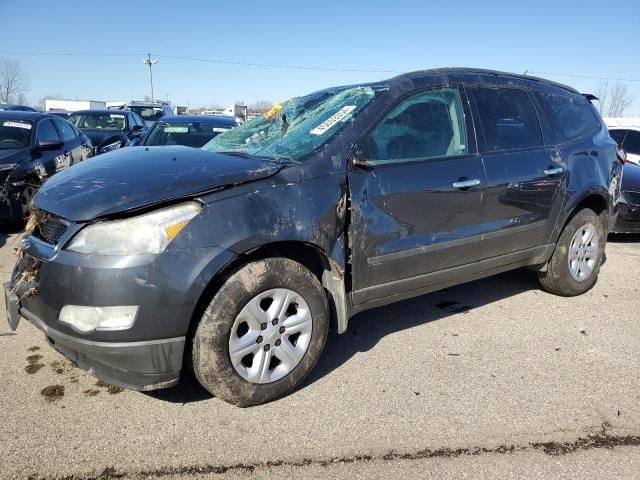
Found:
<box><xmin>1</xmin><ymin>228</ymin><xmax>639</xmax><ymax>479</ymax></box>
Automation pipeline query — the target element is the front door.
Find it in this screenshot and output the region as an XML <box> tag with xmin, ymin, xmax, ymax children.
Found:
<box><xmin>348</xmin><ymin>86</ymin><xmax>487</xmax><ymax>306</ymax></box>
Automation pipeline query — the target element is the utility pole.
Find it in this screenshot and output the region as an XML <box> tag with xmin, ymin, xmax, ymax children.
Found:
<box><xmin>142</xmin><ymin>53</ymin><xmax>157</xmax><ymax>102</ymax></box>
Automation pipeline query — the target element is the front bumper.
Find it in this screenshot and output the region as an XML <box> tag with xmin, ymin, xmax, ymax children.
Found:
<box><xmin>23</xmin><ymin>306</ymin><xmax>184</xmax><ymax>390</ymax></box>
<box><xmin>612</xmin><ymin>202</ymin><xmax>640</xmax><ymax>233</ymax></box>
<box><xmin>7</xmin><ymin>233</ymin><xmax>235</xmax><ymax>390</ymax></box>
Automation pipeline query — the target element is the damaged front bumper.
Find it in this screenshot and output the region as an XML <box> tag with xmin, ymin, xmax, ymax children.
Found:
<box><xmin>20</xmin><ymin>304</ymin><xmax>184</xmax><ymax>390</ymax></box>
<box><xmin>6</xmin><ymin>232</ymin><xmax>235</xmax><ymax>391</ymax></box>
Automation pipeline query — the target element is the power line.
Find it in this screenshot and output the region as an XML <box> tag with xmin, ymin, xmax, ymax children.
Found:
<box><xmin>0</xmin><ymin>50</ymin><xmax>142</xmax><ymax>57</ymax></box>
<box><xmin>2</xmin><ymin>50</ymin><xmax>639</xmax><ymax>81</ymax></box>
<box><xmin>0</xmin><ymin>50</ymin><xmax>403</xmax><ymax>74</ymax></box>
<box><xmin>155</xmin><ymin>53</ymin><xmax>403</xmax><ymax>74</ymax></box>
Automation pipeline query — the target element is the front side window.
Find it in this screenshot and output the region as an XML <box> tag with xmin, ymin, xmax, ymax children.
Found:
<box><xmin>623</xmin><ymin>131</ymin><xmax>640</xmax><ymax>155</ymax></box>
<box><xmin>203</xmin><ymin>85</ymin><xmax>379</xmax><ymax>162</ymax></box>
<box><xmin>471</xmin><ymin>87</ymin><xmax>542</xmax><ymax>152</ymax></box>
<box><xmin>69</xmin><ymin>113</ymin><xmax>126</xmax><ymax>131</ymax></box>
<box><xmin>53</xmin><ymin>118</ymin><xmax>77</xmax><ymax>141</ymax></box>
<box><xmin>535</xmin><ymin>92</ymin><xmax>599</xmax><ymax>144</ymax></box>
<box><xmin>608</xmin><ymin>129</ymin><xmax>628</xmax><ymax>146</ymax></box>
<box><xmin>364</xmin><ymin>87</ymin><xmax>468</xmax><ymax>164</ymax></box>
<box><xmin>37</xmin><ymin>119</ymin><xmax>60</xmax><ymax>143</ymax></box>
<box><xmin>0</xmin><ymin>118</ymin><xmax>33</xmax><ymax>149</ymax></box>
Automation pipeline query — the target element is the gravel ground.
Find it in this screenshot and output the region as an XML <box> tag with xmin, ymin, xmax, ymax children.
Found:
<box><xmin>0</xmin><ymin>228</ymin><xmax>638</xmax><ymax>479</ymax></box>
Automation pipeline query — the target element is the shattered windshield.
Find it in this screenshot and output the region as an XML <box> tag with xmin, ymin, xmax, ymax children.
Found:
<box><xmin>202</xmin><ymin>86</ymin><xmax>378</xmax><ymax>162</ymax></box>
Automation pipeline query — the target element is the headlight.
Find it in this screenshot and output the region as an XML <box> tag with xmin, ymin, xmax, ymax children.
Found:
<box><xmin>99</xmin><ymin>140</ymin><xmax>124</xmax><ymax>153</ymax></box>
<box><xmin>67</xmin><ymin>202</ymin><xmax>202</xmax><ymax>255</ymax></box>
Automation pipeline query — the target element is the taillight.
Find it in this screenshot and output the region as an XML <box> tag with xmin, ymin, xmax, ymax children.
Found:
<box><xmin>617</xmin><ymin>147</ymin><xmax>627</xmax><ymax>164</ymax></box>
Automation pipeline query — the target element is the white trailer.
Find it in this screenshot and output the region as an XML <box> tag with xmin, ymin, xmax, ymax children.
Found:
<box><xmin>44</xmin><ymin>99</ymin><xmax>106</xmax><ymax>112</ymax></box>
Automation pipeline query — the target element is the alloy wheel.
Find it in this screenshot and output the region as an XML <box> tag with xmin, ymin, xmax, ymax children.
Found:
<box><xmin>568</xmin><ymin>223</ymin><xmax>598</xmax><ymax>281</ymax></box>
<box><xmin>229</xmin><ymin>288</ymin><xmax>313</xmax><ymax>384</ymax></box>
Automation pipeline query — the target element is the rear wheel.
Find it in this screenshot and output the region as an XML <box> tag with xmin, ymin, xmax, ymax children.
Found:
<box><xmin>538</xmin><ymin>208</ymin><xmax>604</xmax><ymax>296</ymax></box>
<box><xmin>192</xmin><ymin>257</ymin><xmax>329</xmax><ymax>406</ymax></box>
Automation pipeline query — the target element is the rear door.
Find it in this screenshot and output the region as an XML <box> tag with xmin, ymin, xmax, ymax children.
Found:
<box><xmin>468</xmin><ymin>86</ymin><xmax>564</xmax><ymax>258</ymax></box>
<box><xmin>348</xmin><ymin>85</ymin><xmax>487</xmax><ymax>305</ymax></box>
<box><xmin>52</xmin><ymin>118</ymin><xmax>81</xmax><ymax>165</ymax></box>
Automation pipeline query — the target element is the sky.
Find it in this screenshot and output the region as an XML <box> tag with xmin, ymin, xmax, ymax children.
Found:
<box><xmin>1</xmin><ymin>0</ymin><xmax>639</xmax><ymax>113</ymax></box>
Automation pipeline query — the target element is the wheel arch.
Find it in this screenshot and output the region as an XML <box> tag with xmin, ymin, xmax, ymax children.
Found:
<box><xmin>187</xmin><ymin>240</ymin><xmax>349</xmax><ymax>352</ymax></box>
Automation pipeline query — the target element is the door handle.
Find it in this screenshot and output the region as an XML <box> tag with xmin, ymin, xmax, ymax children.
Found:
<box><xmin>452</xmin><ymin>178</ymin><xmax>481</xmax><ymax>189</ymax></box>
<box><xmin>544</xmin><ymin>167</ymin><xmax>564</xmax><ymax>176</ymax></box>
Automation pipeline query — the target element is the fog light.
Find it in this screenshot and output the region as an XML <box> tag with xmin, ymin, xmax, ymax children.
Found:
<box><xmin>58</xmin><ymin>306</ymin><xmax>138</xmax><ymax>333</ymax></box>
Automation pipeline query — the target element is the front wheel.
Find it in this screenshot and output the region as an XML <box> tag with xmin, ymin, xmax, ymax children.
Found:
<box><xmin>192</xmin><ymin>257</ymin><xmax>329</xmax><ymax>407</ymax></box>
<box><xmin>538</xmin><ymin>208</ymin><xmax>604</xmax><ymax>296</ymax></box>
<box><xmin>19</xmin><ymin>181</ymin><xmax>39</xmax><ymax>222</ymax></box>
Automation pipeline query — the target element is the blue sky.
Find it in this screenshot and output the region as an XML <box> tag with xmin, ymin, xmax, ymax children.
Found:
<box><xmin>1</xmin><ymin>0</ymin><xmax>639</xmax><ymax>112</ymax></box>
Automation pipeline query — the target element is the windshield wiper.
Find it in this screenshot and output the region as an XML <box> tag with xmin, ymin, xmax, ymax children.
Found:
<box><xmin>216</xmin><ymin>151</ymin><xmax>257</xmax><ymax>159</ymax></box>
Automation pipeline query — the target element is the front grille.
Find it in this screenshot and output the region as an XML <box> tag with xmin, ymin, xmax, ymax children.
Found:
<box><xmin>624</xmin><ymin>190</ymin><xmax>640</xmax><ymax>206</ymax></box>
<box><xmin>33</xmin><ymin>213</ymin><xmax>69</xmax><ymax>245</ymax></box>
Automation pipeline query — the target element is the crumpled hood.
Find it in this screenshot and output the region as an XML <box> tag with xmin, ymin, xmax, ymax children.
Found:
<box><xmin>82</xmin><ymin>129</ymin><xmax>126</xmax><ymax>149</ymax></box>
<box><xmin>0</xmin><ymin>148</ymin><xmax>27</xmax><ymax>166</ymax></box>
<box><xmin>34</xmin><ymin>146</ymin><xmax>281</xmax><ymax>221</ymax></box>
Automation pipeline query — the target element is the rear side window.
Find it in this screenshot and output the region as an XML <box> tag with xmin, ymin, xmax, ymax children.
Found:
<box><xmin>535</xmin><ymin>92</ymin><xmax>599</xmax><ymax>143</ymax></box>
<box><xmin>470</xmin><ymin>87</ymin><xmax>542</xmax><ymax>152</ymax></box>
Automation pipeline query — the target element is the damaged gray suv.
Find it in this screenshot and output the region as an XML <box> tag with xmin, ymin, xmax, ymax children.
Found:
<box><xmin>6</xmin><ymin>69</ymin><xmax>622</xmax><ymax>406</ymax></box>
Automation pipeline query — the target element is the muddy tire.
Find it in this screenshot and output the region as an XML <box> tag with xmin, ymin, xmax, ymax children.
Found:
<box><xmin>192</xmin><ymin>257</ymin><xmax>329</xmax><ymax>407</ymax></box>
<box><xmin>538</xmin><ymin>208</ymin><xmax>604</xmax><ymax>296</ymax></box>
<box><xmin>19</xmin><ymin>180</ymin><xmax>39</xmax><ymax>223</ymax></box>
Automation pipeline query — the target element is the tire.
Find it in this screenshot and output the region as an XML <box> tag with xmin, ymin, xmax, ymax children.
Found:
<box><xmin>538</xmin><ymin>208</ymin><xmax>604</xmax><ymax>296</ymax></box>
<box><xmin>192</xmin><ymin>257</ymin><xmax>329</xmax><ymax>407</ymax></box>
<box><xmin>19</xmin><ymin>180</ymin><xmax>39</xmax><ymax>223</ymax></box>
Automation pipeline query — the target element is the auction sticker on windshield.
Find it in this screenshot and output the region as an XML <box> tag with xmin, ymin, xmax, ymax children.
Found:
<box><xmin>310</xmin><ymin>106</ymin><xmax>356</xmax><ymax>135</ymax></box>
<box><xmin>110</xmin><ymin>114</ymin><xmax>125</xmax><ymax>118</ymax></box>
<box><xmin>3</xmin><ymin>121</ymin><xmax>32</xmax><ymax>129</ymax></box>
<box><xmin>263</xmin><ymin>104</ymin><xmax>283</xmax><ymax>120</ymax></box>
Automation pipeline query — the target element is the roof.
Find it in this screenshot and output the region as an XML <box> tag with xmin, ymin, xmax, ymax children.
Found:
<box><xmin>0</xmin><ymin>110</ymin><xmax>52</xmax><ymax>121</ymax></box>
<box><xmin>392</xmin><ymin>68</ymin><xmax>579</xmax><ymax>94</ymax></box>
<box><xmin>158</xmin><ymin>115</ymin><xmax>237</xmax><ymax>124</ymax></box>
<box><xmin>125</xmin><ymin>101</ymin><xmax>171</xmax><ymax>107</ymax></box>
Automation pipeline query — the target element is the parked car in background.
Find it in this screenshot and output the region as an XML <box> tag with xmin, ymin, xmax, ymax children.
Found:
<box><xmin>609</xmin><ymin>126</ymin><xmax>640</xmax><ymax>165</ymax></box>
<box><xmin>6</xmin><ymin>69</ymin><xmax>622</xmax><ymax>406</ymax></box>
<box><xmin>136</xmin><ymin>115</ymin><xmax>236</xmax><ymax>148</ymax></box>
<box><xmin>118</xmin><ymin>101</ymin><xmax>173</xmax><ymax>126</ymax></box>
<box><xmin>0</xmin><ymin>104</ymin><xmax>37</xmax><ymax>112</ymax></box>
<box><xmin>68</xmin><ymin>109</ymin><xmax>147</xmax><ymax>155</ymax></box>
<box><xmin>612</xmin><ymin>159</ymin><xmax>640</xmax><ymax>234</ymax></box>
<box><xmin>0</xmin><ymin>111</ymin><xmax>92</xmax><ymax>221</ymax></box>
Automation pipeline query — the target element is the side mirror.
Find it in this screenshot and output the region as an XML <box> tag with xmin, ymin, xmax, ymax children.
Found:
<box><xmin>35</xmin><ymin>139</ymin><xmax>63</xmax><ymax>151</ymax></box>
<box><xmin>131</xmin><ymin>124</ymin><xmax>144</xmax><ymax>131</ymax></box>
<box><xmin>351</xmin><ymin>137</ymin><xmax>374</xmax><ymax>168</ymax></box>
